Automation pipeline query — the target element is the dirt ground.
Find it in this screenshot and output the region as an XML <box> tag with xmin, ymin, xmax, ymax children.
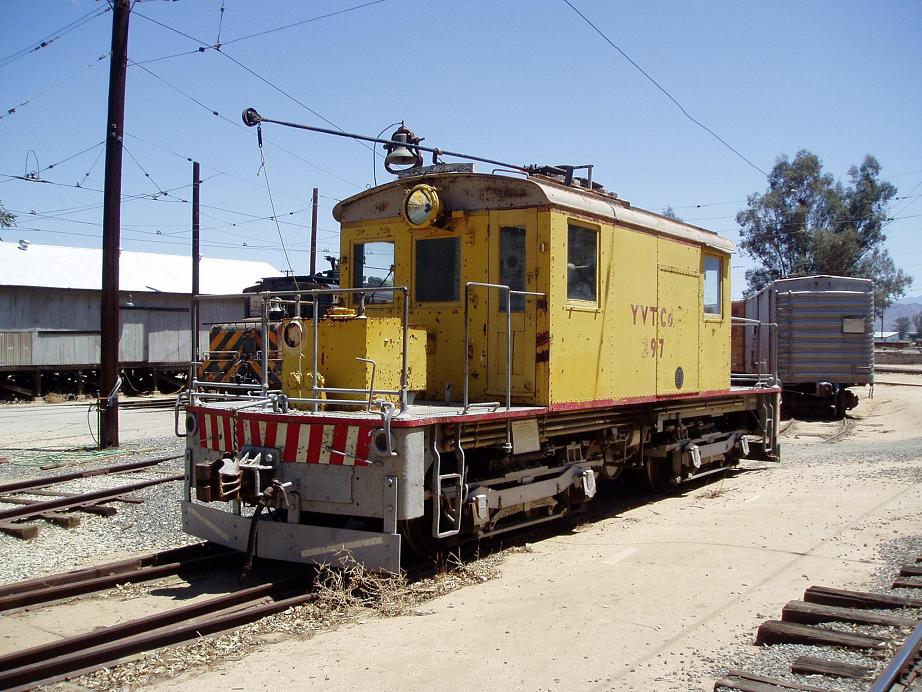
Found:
<box><xmin>140</xmin><ymin>377</ymin><xmax>922</xmax><ymax>692</ymax></box>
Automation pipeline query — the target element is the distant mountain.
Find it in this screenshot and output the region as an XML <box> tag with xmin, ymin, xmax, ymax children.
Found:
<box><xmin>884</xmin><ymin>302</ymin><xmax>922</xmax><ymax>331</ymax></box>
<box><xmin>896</xmin><ymin>295</ymin><xmax>922</xmax><ymax>305</ymax></box>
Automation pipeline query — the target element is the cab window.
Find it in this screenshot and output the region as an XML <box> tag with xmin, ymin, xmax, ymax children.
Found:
<box><xmin>353</xmin><ymin>241</ymin><xmax>394</xmax><ymax>304</ymax></box>
<box><xmin>500</xmin><ymin>226</ymin><xmax>526</xmax><ymax>312</ymax></box>
<box><xmin>703</xmin><ymin>255</ymin><xmax>722</xmax><ymax>316</ymax></box>
<box><xmin>415</xmin><ymin>236</ymin><xmax>460</xmax><ymax>302</ymax></box>
<box><xmin>567</xmin><ymin>223</ymin><xmax>597</xmax><ymax>302</ymax></box>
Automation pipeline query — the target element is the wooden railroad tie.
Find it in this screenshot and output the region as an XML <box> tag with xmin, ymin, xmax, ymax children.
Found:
<box><xmin>790</xmin><ymin>655</ymin><xmax>870</xmax><ymax>680</ymax></box>
<box><xmin>0</xmin><ymin>494</ymin><xmax>117</xmax><ymax>521</ymax></box>
<box><xmin>714</xmin><ymin>669</ymin><xmax>834</xmax><ymax>691</ymax></box>
<box><xmin>803</xmin><ymin>584</ymin><xmax>922</xmax><ymax>609</ymax></box>
<box><xmin>891</xmin><ymin>577</ymin><xmax>922</xmax><ymax>589</ymax></box>
<box><xmin>0</xmin><ymin>523</ymin><xmax>40</xmax><ymax>540</ymax></box>
<box><xmin>781</xmin><ymin>600</ymin><xmax>918</xmax><ymax>628</ymax></box>
<box><xmin>756</xmin><ymin>620</ymin><xmax>888</xmax><ymax>649</ymax></box>
<box><xmin>0</xmin><ymin>512</ymin><xmax>81</xmax><ymax>537</ymax></box>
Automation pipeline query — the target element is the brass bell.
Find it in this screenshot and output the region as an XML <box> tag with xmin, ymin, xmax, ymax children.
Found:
<box><xmin>384</xmin><ymin>132</ymin><xmax>417</xmax><ymax>167</ymax></box>
<box><xmin>384</xmin><ymin>124</ymin><xmax>423</xmax><ymax>173</ymax></box>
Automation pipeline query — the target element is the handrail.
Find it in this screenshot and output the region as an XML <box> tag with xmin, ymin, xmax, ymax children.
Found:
<box><xmin>191</xmin><ymin>286</ymin><xmax>410</xmax><ymax>415</ymax></box>
<box><xmin>463</xmin><ymin>282</ymin><xmax>545</xmax><ymax>414</ymax></box>
<box><xmin>731</xmin><ymin>315</ymin><xmax>779</xmax><ymax>387</ymax></box>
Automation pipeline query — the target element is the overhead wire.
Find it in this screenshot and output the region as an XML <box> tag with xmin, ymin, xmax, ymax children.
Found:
<box><xmin>562</xmin><ymin>0</ymin><xmax>768</xmax><ymax>178</ymax></box>
<box><xmin>131</xmin><ymin>8</ymin><xmax>377</xmax><ymax>155</ymax></box>
<box><xmin>7</xmin><ymin>223</ymin><xmax>334</xmax><ymax>254</ymax></box>
<box><xmin>121</xmin><ymin>143</ymin><xmax>169</xmax><ymax>197</ymax></box>
<box><xmin>128</xmin><ymin>60</ymin><xmax>361</xmax><ymax>188</ymax></box>
<box><xmin>214</xmin><ymin>0</ymin><xmax>226</xmax><ymax>47</ymax></box>
<box><xmin>1</xmin><ymin>52</ymin><xmax>110</xmax><ymax>122</ymax></box>
<box><xmin>216</xmin><ymin>0</ymin><xmax>387</xmax><ymax>48</ymax></box>
<box><xmin>0</xmin><ymin>5</ymin><xmax>110</xmax><ymax>69</ymax></box>
<box><xmin>35</xmin><ymin>141</ymin><xmax>106</xmax><ymax>176</ymax></box>
<box><xmin>253</xmin><ymin>124</ymin><xmax>298</xmax><ymax>283</ymax></box>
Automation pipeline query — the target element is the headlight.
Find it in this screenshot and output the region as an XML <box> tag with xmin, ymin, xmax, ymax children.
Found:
<box><xmin>404</xmin><ymin>184</ymin><xmax>441</xmax><ymax>227</ymax></box>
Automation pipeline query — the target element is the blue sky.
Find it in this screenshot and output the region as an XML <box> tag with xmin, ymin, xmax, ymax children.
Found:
<box><xmin>1</xmin><ymin>1</ymin><xmax>920</xmax><ymax>298</ymax></box>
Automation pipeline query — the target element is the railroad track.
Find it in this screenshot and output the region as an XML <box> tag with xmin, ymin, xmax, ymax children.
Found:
<box><xmin>0</xmin><ymin>467</ymin><xmax>768</xmax><ymax>690</ymax></box>
<box><xmin>715</xmin><ymin>557</ymin><xmax>922</xmax><ymax>691</ymax></box>
<box><xmin>0</xmin><ymin>486</ymin><xmax>643</xmax><ymax>690</ymax></box>
<box><xmin>0</xmin><ymin>454</ymin><xmax>182</xmax><ymax>538</ymax></box>
<box><xmin>0</xmin><ymin>542</ymin><xmax>316</xmax><ymax>691</ymax></box>
<box><xmin>118</xmin><ymin>397</ymin><xmax>178</xmax><ymax>411</ymax></box>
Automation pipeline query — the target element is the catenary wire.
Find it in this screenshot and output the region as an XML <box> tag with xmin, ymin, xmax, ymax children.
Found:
<box><xmin>127</xmin><ymin>61</ymin><xmax>362</xmax><ymax>188</ymax></box>
<box><xmin>562</xmin><ymin>0</ymin><xmax>767</xmax><ymax>178</ymax></box>
<box><xmin>1</xmin><ymin>53</ymin><xmax>110</xmax><ymax>121</ymax></box>
<box><xmin>131</xmin><ymin>9</ymin><xmax>377</xmax><ymax>156</ymax></box>
<box><xmin>254</xmin><ymin>126</ymin><xmax>298</xmax><ymax>282</ymax></box>
<box><xmin>0</xmin><ymin>6</ymin><xmax>110</xmax><ymax>69</ymax></box>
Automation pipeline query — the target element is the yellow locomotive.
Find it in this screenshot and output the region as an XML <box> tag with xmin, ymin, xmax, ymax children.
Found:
<box><xmin>179</xmin><ymin>115</ymin><xmax>780</xmax><ymax>572</ymax></box>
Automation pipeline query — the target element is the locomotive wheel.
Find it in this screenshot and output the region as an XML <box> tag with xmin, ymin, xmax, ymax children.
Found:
<box><xmin>644</xmin><ymin>458</ymin><xmax>677</xmax><ymax>494</ymax></box>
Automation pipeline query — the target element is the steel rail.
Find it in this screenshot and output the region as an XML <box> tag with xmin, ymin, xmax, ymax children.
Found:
<box><xmin>870</xmin><ymin>618</ymin><xmax>922</xmax><ymax>692</ymax></box>
<box><xmin>0</xmin><ymin>548</ymin><xmax>236</xmax><ymax>612</ymax></box>
<box><xmin>0</xmin><ymin>454</ymin><xmax>179</xmax><ymax>495</ymax></box>
<box><xmin>0</xmin><ymin>473</ymin><xmax>183</xmax><ymax>524</ymax></box>
<box><xmin>0</xmin><ymin>583</ymin><xmax>317</xmax><ymax>690</ymax></box>
<box><xmin>0</xmin><ymin>542</ymin><xmax>209</xmax><ymax>599</ymax></box>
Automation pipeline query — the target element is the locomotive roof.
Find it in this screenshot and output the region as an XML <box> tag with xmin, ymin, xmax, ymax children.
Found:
<box><xmin>333</xmin><ymin>170</ymin><xmax>734</xmax><ymax>253</ymax></box>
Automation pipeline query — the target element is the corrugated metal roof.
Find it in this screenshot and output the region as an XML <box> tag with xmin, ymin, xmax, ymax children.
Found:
<box><xmin>0</xmin><ymin>241</ymin><xmax>281</xmax><ymax>294</ymax></box>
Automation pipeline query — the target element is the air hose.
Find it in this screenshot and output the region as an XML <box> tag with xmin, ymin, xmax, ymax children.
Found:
<box><xmin>240</xmin><ymin>479</ymin><xmax>289</xmax><ymax>582</ymax></box>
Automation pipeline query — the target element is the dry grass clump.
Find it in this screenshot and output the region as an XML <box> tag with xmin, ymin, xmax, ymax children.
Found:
<box><xmin>312</xmin><ymin>553</ymin><xmax>415</xmax><ymax>617</ymax></box>
<box><xmin>700</xmin><ymin>482</ymin><xmax>728</xmax><ymax>499</ymax></box>
<box><xmin>75</xmin><ymin>548</ymin><xmax>510</xmax><ymax>690</ymax></box>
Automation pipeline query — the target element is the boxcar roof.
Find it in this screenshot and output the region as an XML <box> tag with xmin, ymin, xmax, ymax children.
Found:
<box><xmin>333</xmin><ymin>171</ymin><xmax>734</xmax><ymax>253</ymax></box>
<box><xmin>0</xmin><ymin>241</ymin><xmax>281</xmax><ymax>294</ymax></box>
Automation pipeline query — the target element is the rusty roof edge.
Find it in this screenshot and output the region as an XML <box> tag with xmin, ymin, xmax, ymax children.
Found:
<box><xmin>531</xmin><ymin>179</ymin><xmax>734</xmax><ymax>253</ymax></box>
<box><xmin>333</xmin><ymin>172</ymin><xmax>735</xmax><ymax>253</ymax></box>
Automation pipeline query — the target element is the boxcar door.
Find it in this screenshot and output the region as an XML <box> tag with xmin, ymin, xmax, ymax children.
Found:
<box><xmin>487</xmin><ymin>209</ymin><xmax>538</xmax><ymax>399</ymax></box>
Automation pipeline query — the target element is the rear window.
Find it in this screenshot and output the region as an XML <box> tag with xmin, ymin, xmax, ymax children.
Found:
<box><xmin>353</xmin><ymin>241</ymin><xmax>394</xmax><ymax>303</ymax></box>
<box><xmin>703</xmin><ymin>256</ymin><xmax>722</xmax><ymax>316</ymax></box>
<box><xmin>567</xmin><ymin>224</ymin><xmax>598</xmax><ymax>302</ymax></box>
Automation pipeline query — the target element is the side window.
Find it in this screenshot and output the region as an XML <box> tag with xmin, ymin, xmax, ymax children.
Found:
<box><xmin>415</xmin><ymin>236</ymin><xmax>460</xmax><ymax>302</ymax></box>
<box><xmin>500</xmin><ymin>226</ymin><xmax>526</xmax><ymax>312</ymax></box>
<box><xmin>703</xmin><ymin>255</ymin><xmax>722</xmax><ymax>316</ymax></box>
<box><xmin>567</xmin><ymin>223</ymin><xmax>597</xmax><ymax>302</ymax></box>
<box><xmin>353</xmin><ymin>241</ymin><xmax>394</xmax><ymax>304</ymax></box>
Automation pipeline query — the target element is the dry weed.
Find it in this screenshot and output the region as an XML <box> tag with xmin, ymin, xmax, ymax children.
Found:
<box><xmin>700</xmin><ymin>478</ymin><xmax>729</xmax><ymax>499</ymax></box>
<box><xmin>74</xmin><ymin>547</ymin><xmax>511</xmax><ymax>690</ymax></box>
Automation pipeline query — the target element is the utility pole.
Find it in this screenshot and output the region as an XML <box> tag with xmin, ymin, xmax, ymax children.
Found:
<box><xmin>191</xmin><ymin>161</ymin><xmax>201</xmax><ymax>368</ymax></box>
<box><xmin>99</xmin><ymin>0</ymin><xmax>130</xmax><ymax>448</ymax></box>
<box><xmin>310</xmin><ymin>187</ymin><xmax>319</xmax><ymax>275</ymax></box>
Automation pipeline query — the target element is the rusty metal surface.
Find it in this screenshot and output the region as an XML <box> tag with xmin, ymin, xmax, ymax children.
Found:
<box><xmin>0</xmin><ymin>542</ymin><xmax>207</xmax><ymax>599</ymax></box>
<box><xmin>0</xmin><ymin>582</ymin><xmax>316</xmax><ymax>690</ymax></box>
<box><xmin>332</xmin><ymin>172</ymin><xmax>734</xmax><ymax>252</ymax></box>
<box><xmin>0</xmin><ymin>454</ymin><xmax>178</xmax><ymax>495</ymax></box>
<box><xmin>0</xmin><ymin>547</ymin><xmax>234</xmax><ymax>612</ymax></box>
<box><xmin>0</xmin><ymin>473</ymin><xmax>183</xmax><ymax>525</ymax></box>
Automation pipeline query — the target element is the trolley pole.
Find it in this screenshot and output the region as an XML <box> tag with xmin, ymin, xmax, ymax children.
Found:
<box><xmin>310</xmin><ymin>187</ymin><xmax>319</xmax><ymax>275</ymax></box>
<box><xmin>191</xmin><ymin>161</ymin><xmax>200</xmax><ymax>367</ymax></box>
<box><xmin>99</xmin><ymin>0</ymin><xmax>131</xmax><ymax>448</ymax></box>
